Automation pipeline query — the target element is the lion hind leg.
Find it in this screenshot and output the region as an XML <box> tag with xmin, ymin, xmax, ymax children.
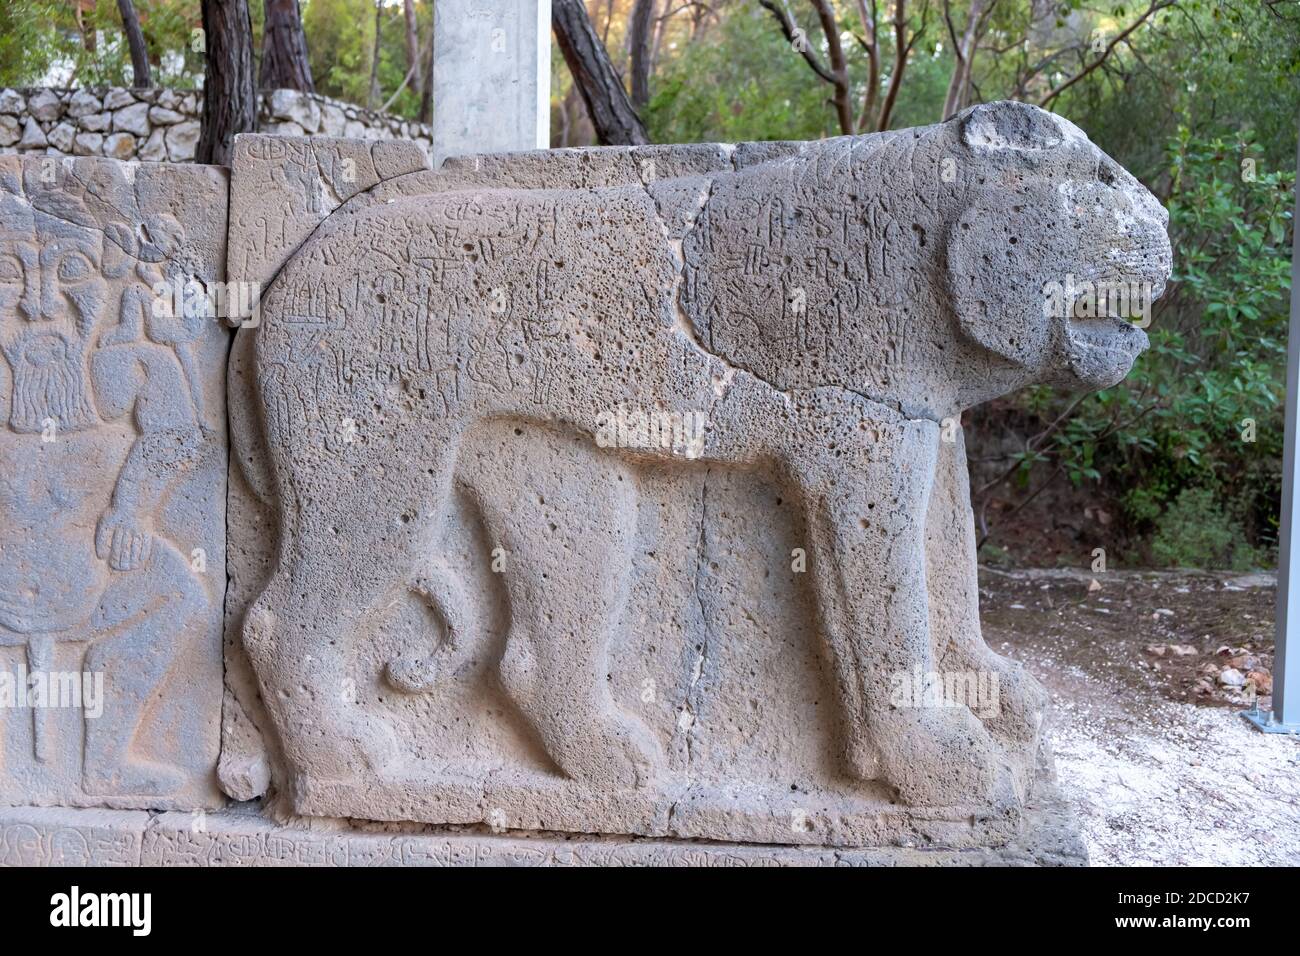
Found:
<box><xmin>242</xmin><ymin>493</ymin><xmax>418</xmax><ymax>795</ymax></box>
<box><xmin>467</xmin><ymin>431</ymin><xmax>661</xmax><ymax>790</ymax></box>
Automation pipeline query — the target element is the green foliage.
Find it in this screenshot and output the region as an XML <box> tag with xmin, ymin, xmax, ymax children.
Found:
<box><xmin>0</xmin><ymin>0</ymin><xmax>208</xmax><ymax>89</ymax></box>
<box><xmin>303</xmin><ymin>0</ymin><xmax>429</xmax><ymax>119</ymax></box>
<box><xmin>1060</xmin><ymin>0</ymin><xmax>1300</xmax><ymax>181</ymax></box>
<box><xmin>0</xmin><ymin>1</ymin><xmax>64</xmax><ymax>87</ymax></box>
<box><xmin>1011</xmin><ymin>130</ymin><xmax>1293</xmax><ymax>568</ymax></box>
<box><xmin>646</xmin><ymin>3</ymin><xmax>836</xmax><ymax>143</ymax></box>
<box><xmin>1150</xmin><ymin>487</ymin><xmax>1263</xmax><ymax>570</ymax></box>
<box><xmin>303</xmin><ymin>0</ymin><xmax>374</xmax><ymax>105</ymax></box>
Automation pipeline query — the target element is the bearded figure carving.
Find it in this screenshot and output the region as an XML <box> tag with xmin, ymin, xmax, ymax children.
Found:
<box><xmin>0</xmin><ymin>158</ymin><xmax>226</xmax><ymax>808</ymax></box>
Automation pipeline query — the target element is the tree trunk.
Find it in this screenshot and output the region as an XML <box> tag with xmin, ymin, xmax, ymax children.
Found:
<box><xmin>552</xmin><ymin>0</ymin><xmax>649</xmax><ymax>145</ymax></box>
<box><xmin>941</xmin><ymin>0</ymin><xmax>984</xmax><ymax>120</ymax></box>
<box><xmin>367</xmin><ymin>0</ymin><xmax>383</xmax><ymax>109</ymax></box>
<box><xmin>116</xmin><ymin>0</ymin><xmax>153</xmax><ymax>88</ymax></box>
<box><xmin>259</xmin><ymin>0</ymin><xmax>314</xmax><ymax>92</ymax></box>
<box><xmin>628</xmin><ymin>0</ymin><xmax>654</xmax><ymax>112</ymax></box>
<box><xmin>419</xmin><ymin>16</ymin><xmax>434</xmax><ymax>123</ymax></box>
<box><xmin>198</xmin><ymin>0</ymin><xmax>257</xmax><ymax>166</ymax></box>
<box><xmin>77</xmin><ymin>0</ymin><xmax>97</xmax><ymax>52</ymax></box>
<box><xmin>875</xmin><ymin>0</ymin><xmax>914</xmax><ymax>132</ymax></box>
<box><xmin>403</xmin><ymin>0</ymin><xmax>423</xmax><ymax>98</ymax></box>
<box><xmin>650</xmin><ymin>0</ymin><xmax>670</xmax><ymax>79</ymax></box>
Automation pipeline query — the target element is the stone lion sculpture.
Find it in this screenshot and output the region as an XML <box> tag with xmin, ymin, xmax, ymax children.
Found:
<box><xmin>236</xmin><ymin>102</ymin><xmax>1170</xmax><ymax>832</ymax></box>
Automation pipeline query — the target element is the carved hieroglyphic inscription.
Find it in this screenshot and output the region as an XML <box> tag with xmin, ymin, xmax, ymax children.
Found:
<box><xmin>0</xmin><ymin>747</ymin><xmax>1088</xmax><ymax>866</ymax></box>
<box><xmin>225</xmin><ymin>104</ymin><xmax>1170</xmax><ymax>848</ymax></box>
<box><xmin>0</xmin><ymin>156</ymin><xmax>227</xmax><ymax>810</ymax></box>
<box><xmin>221</xmin><ymin>135</ymin><xmax>433</xmax><ymax>800</ymax></box>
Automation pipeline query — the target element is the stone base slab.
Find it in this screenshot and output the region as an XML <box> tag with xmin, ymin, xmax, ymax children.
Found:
<box><xmin>0</xmin><ymin>755</ymin><xmax>1086</xmax><ymax>867</ymax></box>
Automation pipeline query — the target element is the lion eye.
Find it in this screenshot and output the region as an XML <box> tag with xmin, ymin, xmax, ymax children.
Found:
<box><xmin>57</xmin><ymin>251</ymin><xmax>93</xmax><ymax>282</ymax></box>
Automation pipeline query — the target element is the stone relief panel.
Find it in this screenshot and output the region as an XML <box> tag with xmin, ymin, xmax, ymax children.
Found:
<box><xmin>220</xmin><ymin>134</ymin><xmax>431</xmax><ymax>800</ymax></box>
<box><xmin>0</xmin><ymin>156</ymin><xmax>228</xmax><ymax>810</ymax></box>
<box><xmin>224</xmin><ymin>104</ymin><xmax>1170</xmax><ymax>847</ymax></box>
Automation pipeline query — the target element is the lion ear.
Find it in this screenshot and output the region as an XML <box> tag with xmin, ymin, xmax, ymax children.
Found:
<box><xmin>959</xmin><ymin>101</ymin><xmax>1069</xmax><ymax>152</ymax></box>
<box><xmin>945</xmin><ymin>185</ymin><xmax>1060</xmax><ymax>368</ymax></box>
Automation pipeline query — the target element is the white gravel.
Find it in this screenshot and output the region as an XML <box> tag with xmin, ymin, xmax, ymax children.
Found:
<box><xmin>1051</xmin><ymin>683</ymin><xmax>1300</xmax><ymax>865</ymax></box>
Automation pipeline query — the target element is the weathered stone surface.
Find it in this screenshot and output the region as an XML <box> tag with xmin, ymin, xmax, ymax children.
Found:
<box><xmin>18</xmin><ymin>117</ymin><xmax>45</xmax><ymax>149</ymax></box>
<box><xmin>1</xmin><ymin>88</ymin><xmax>432</xmax><ymax>162</ymax></box>
<box><xmin>370</xmin><ymin>139</ymin><xmax>428</xmax><ymax>179</ymax></box>
<box><xmin>0</xmin><ymin>748</ymin><xmax>1087</xmax><ymax>865</ymax></box>
<box><xmin>47</xmin><ymin>121</ymin><xmax>75</xmax><ymax>153</ymax></box>
<box><xmin>26</xmin><ymin>89</ymin><xmax>60</xmax><ymax>122</ymax></box>
<box><xmin>320</xmin><ymin>102</ymin><xmax>346</xmax><ymax>137</ymax></box>
<box><xmin>0</xmin><ymin>90</ymin><xmax>25</xmax><ymax>115</ymax></box>
<box><xmin>78</xmin><ymin>112</ymin><xmax>110</xmax><ymax>133</ymax></box>
<box><xmin>148</xmin><ymin>106</ymin><xmax>185</xmax><ymax>126</ymax></box>
<box><xmin>223</xmin><ymin>103</ymin><xmax>1170</xmax><ymax>846</ymax></box>
<box><xmin>220</xmin><ymin>134</ymin><xmax>424</xmax><ymax>801</ymax></box>
<box><xmin>102</xmin><ymin>89</ymin><xmax>135</xmax><ymax>110</ymax></box>
<box><xmin>0</xmin><ymin>156</ymin><xmax>230</xmax><ymax>811</ymax></box>
<box><xmin>112</xmin><ymin>102</ymin><xmax>151</xmax><ymax>137</ymax></box>
<box><xmin>164</xmin><ymin>121</ymin><xmax>199</xmax><ymax>162</ymax></box>
<box><xmin>268</xmin><ymin>88</ymin><xmax>321</xmax><ymax>134</ymax></box>
<box><xmin>137</xmin><ymin>127</ymin><xmax>167</xmax><ymax>162</ymax></box>
<box><xmin>66</xmin><ymin>90</ymin><xmax>102</xmax><ymax>119</ymax></box>
<box><xmin>72</xmin><ymin>132</ymin><xmax>103</xmax><ymax>156</ymax></box>
<box><xmin>0</xmin><ymin>807</ymin><xmax>147</xmax><ymax>865</ymax></box>
<box><xmin>102</xmin><ymin>131</ymin><xmax>136</xmax><ymax>160</ymax></box>
<box><xmin>260</xmin><ymin>120</ymin><xmax>307</xmax><ymax>138</ymax></box>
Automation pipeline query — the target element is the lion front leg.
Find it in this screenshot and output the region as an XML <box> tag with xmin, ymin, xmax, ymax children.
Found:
<box><xmin>787</xmin><ymin>400</ymin><xmax>1019</xmax><ymax>812</ymax></box>
<box><xmin>927</xmin><ymin>426</ymin><xmax>1048</xmax><ymax>792</ymax></box>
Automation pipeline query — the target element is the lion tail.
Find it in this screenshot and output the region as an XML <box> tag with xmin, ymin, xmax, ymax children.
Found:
<box><xmin>383</xmin><ymin>555</ymin><xmax>478</xmax><ymax>694</ymax></box>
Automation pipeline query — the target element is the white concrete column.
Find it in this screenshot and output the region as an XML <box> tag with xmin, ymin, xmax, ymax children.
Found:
<box><xmin>432</xmin><ymin>0</ymin><xmax>551</xmax><ymax>166</ymax></box>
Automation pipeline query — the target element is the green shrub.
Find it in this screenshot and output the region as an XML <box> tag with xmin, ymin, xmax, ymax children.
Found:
<box><xmin>1151</xmin><ymin>487</ymin><xmax>1263</xmax><ymax>571</ymax></box>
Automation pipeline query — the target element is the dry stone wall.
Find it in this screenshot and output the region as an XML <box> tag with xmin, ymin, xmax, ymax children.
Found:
<box><xmin>0</xmin><ymin>87</ymin><xmax>432</xmax><ymax>162</ymax></box>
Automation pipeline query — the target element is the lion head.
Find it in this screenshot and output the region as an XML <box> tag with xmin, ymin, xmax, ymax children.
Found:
<box><xmin>681</xmin><ymin>101</ymin><xmax>1171</xmax><ymax>419</ymax></box>
<box><xmin>943</xmin><ymin>101</ymin><xmax>1171</xmax><ymax>394</ymax></box>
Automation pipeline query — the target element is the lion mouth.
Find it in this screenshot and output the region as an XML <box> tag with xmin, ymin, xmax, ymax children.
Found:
<box><xmin>1063</xmin><ymin>312</ymin><xmax>1151</xmax><ymax>388</ymax></box>
<box><xmin>1067</xmin><ymin>312</ymin><xmax>1149</xmax><ymax>349</ymax></box>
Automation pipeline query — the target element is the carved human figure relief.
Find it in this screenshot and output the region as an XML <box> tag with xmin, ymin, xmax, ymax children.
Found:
<box><xmin>0</xmin><ymin>157</ymin><xmax>227</xmax><ymax>810</ymax></box>
<box><xmin>229</xmin><ymin>103</ymin><xmax>1170</xmax><ymax>846</ymax></box>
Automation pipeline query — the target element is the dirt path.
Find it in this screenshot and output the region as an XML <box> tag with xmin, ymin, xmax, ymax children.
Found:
<box><xmin>982</xmin><ymin>568</ymin><xmax>1300</xmax><ymax>866</ymax></box>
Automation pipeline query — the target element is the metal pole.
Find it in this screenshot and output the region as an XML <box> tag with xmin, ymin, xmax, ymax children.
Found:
<box><xmin>1245</xmin><ymin>124</ymin><xmax>1300</xmax><ymax>734</ymax></box>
